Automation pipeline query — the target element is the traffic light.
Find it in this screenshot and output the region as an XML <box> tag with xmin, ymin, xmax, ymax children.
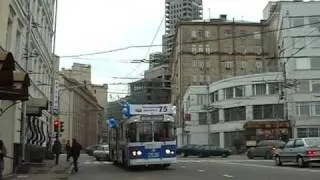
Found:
<box><xmin>54</xmin><ymin>119</ymin><xmax>60</xmax><ymax>132</ymax></box>
<box><xmin>60</xmin><ymin>121</ymin><xmax>64</xmax><ymax>132</ymax></box>
<box><xmin>0</xmin><ymin>52</ymin><xmax>30</xmax><ymax>101</ymax></box>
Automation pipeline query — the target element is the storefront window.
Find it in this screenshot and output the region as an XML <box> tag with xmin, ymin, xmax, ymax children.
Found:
<box><xmin>297</xmin><ymin>128</ymin><xmax>307</xmax><ymax>138</ymax></box>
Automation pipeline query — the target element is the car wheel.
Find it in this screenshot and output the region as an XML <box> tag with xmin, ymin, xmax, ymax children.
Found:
<box><xmin>274</xmin><ymin>155</ymin><xmax>282</xmax><ymax>166</ymax></box>
<box><xmin>221</xmin><ymin>153</ymin><xmax>227</xmax><ymax>158</ymax></box>
<box><xmin>247</xmin><ymin>151</ymin><xmax>254</xmax><ymax>159</ymax></box>
<box><xmin>297</xmin><ymin>156</ymin><xmax>306</xmax><ymax>168</ymax></box>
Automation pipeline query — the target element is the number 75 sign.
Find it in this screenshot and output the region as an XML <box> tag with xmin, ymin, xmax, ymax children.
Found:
<box><xmin>129</xmin><ymin>104</ymin><xmax>175</xmax><ymax>115</ymax></box>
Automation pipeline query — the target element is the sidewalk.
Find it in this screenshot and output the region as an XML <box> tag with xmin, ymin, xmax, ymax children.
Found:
<box><xmin>9</xmin><ymin>158</ymin><xmax>71</xmax><ymax>180</ymax></box>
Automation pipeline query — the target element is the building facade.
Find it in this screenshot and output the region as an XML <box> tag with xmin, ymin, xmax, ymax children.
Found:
<box><xmin>180</xmin><ymin>72</ymin><xmax>288</xmax><ymax>148</ymax></box>
<box><xmin>149</xmin><ymin>52</ymin><xmax>165</xmax><ymax>69</ymax></box>
<box><xmin>91</xmin><ymin>84</ymin><xmax>108</xmax><ymax>143</ymax></box>
<box><xmin>163</xmin><ymin>0</ymin><xmax>203</xmax><ymax>58</ymax></box>
<box><xmin>171</xmin><ymin>16</ymin><xmax>279</xmax><ymax>128</ymax></box>
<box><xmin>264</xmin><ymin>1</ymin><xmax>320</xmax><ymax>138</ymax></box>
<box><xmin>58</xmin><ymin>75</ymin><xmax>103</xmax><ymax>148</ymax></box>
<box><xmin>0</xmin><ymin>0</ymin><xmax>57</xmax><ymax>175</ymax></box>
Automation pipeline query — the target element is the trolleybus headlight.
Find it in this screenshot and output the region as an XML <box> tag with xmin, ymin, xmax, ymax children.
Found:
<box><xmin>137</xmin><ymin>150</ymin><xmax>142</xmax><ymax>156</ymax></box>
<box><xmin>170</xmin><ymin>151</ymin><xmax>174</xmax><ymax>154</ymax></box>
<box><xmin>132</xmin><ymin>151</ymin><xmax>137</xmax><ymax>156</ymax></box>
<box><xmin>165</xmin><ymin>149</ymin><xmax>171</xmax><ymax>154</ymax></box>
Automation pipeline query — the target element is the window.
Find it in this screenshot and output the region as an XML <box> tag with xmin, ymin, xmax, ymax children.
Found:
<box><xmin>198</xmin><ymin>112</ymin><xmax>207</xmax><ymax>125</ymax></box>
<box><xmin>197</xmin><ymin>30</ymin><xmax>204</xmax><ymax>38</ymax></box>
<box><xmin>153</xmin><ymin>122</ymin><xmax>175</xmax><ymax>141</ymax></box>
<box><xmin>209</xmin><ymin>133</ymin><xmax>220</xmax><ymax>146</ymax></box>
<box><xmin>224</xmin><ymin>106</ymin><xmax>246</xmax><ymax>122</ymax></box>
<box><xmin>127</xmin><ymin>123</ymin><xmax>138</xmax><ymax>142</ymax></box>
<box><xmin>240</xmin><ymin>61</ymin><xmax>247</xmax><ymax>69</ymax></box>
<box><xmin>6</xmin><ymin>18</ymin><xmax>13</xmax><ymax>50</ymax></box>
<box><xmin>295</xmin><ymin>139</ymin><xmax>304</xmax><ymax>147</ymax></box>
<box><xmin>296</xmin><ymin>102</ymin><xmax>311</xmax><ymax>116</ymax></box>
<box><xmin>205</xmin><ymin>31</ymin><xmax>210</xmax><ymax>38</ymax></box>
<box><xmin>311</xmin><ymin>80</ymin><xmax>320</xmax><ymax>93</ymax></box>
<box><xmin>268</xmin><ymin>83</ymin><xmax>280</xmax><ymax>95</ymax></box>
<box><xmin>310</xmin><ymin>57</ymin><xmax>320</xmax><ymax>69</ymax></box>
<box><xmin>256</xmin><ymin>61</ymin><xmax>263</xmax><ymax>71</ymax></box>
<box><xmin>253</xmin><ymin>84</ymin><xmax>266</xmax><ymax>96</ymax></box>
<box><xmin>314</xmin><ymin>102</ymin><xmax>320</xmax><ymax>116</ymax></box>
<box><xmin>225</xmin><ymin>61</ymin><xmax>232</xmax><ymax>70</ymax></box>
<box><xmin>296</xmin><ymin>58</ymin><xmax>311</xmax><ymax>69</ymax></box>
<box><xmin>138</xmin><ymin>122</ymin><xmax>153</xmax><ymax>142</ymax></box>
<box><xmin>235</xmin><ymin>86</ymin><xmax>245</xmax><ymax>97</ymax></box>
<box><xmin>191</xmin><ymin>30</ymin><xmax>197</xmax><ymax>38</ymax></box>
<box><xmin>192</xmin><ymin>59</ymin><xmax>197</xmax><ymax>67</ymax></box>
<box><xmin>192</xmin><ymin>45</ymin><xmax>197</xmax><ymax>54</ymax></box>
<box><xmin>198</xmin><ymin>44</ymin><xmax>204</xmax><ymax>53</ymax></box>
<box><xmin>196</xmin><ymin>94</ymin><xmax>207</xmax><ymax>105</ymax></box>
<box><xmin>224</xmin><ymin>131</ymin><xmax>245</xmax><ymax>148</ymax></box>
<box><xmin>210</xmin><ymin>91</ymin><xmax>218</xmax><ymax>102</ymax></box>
<box><xmin>285</xmin><ymin>140</ymin><xmax>294</xmax><ymax>148</ymax></box>
<box><xmin>297</xmin><ymin>128</ymin><xmax>320</xmax><ymax>138</ymax></box>
<box><xmin>293</xmin><ymin>37</ymin><xmax>305</xmax><ymax>49</ymax></box>
<box><xmin>225</xmin><ymin>87</ymin><xmax>233</xmax><ymax>99</ymax></box>
<box><xmin>253</xmin><ymin>104</ymin><xmax>284</xmax><ymax>119</ymax></box>
<box><xmin>211</xmin><ymin>110</ymin><xmax>219</xmax><ymax>124</ymax></box>
<box><xmin>205</xmin><ymin>44</ymin><xmax>210</xmax><ymax>54</ymax></box>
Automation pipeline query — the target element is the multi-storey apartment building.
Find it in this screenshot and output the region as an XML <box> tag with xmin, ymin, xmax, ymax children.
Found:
<box><xmin>0</xmin><ymin>0</ymin><xmax>58</xmax><ymax>175</ymax></box>
<box><xmin>163</xmin><ymin>0</ymin><xmax>203</xmax><ymax>58</ymax></box>
<box><xmin>264</xmin><ymin>0</ymin><xmax>320</xmax><ymax>138</ymax></box>
<box><xmin>171</xmin><ymin>15</ymin><xmax>278</xmax><ymax>128</ymax></box>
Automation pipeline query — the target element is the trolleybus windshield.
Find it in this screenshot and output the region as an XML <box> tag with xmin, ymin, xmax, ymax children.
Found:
<box><xmin>154</xmin><ymin>121</ymin><xmax>175</xmax><ymax>141</ymax></box>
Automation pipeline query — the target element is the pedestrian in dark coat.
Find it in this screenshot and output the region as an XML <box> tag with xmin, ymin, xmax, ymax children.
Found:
<box><xmin>65</xmin><ymin>140</ymin><xmax>71</xmax><ymax>162</ymax></box>
<box><xmin>52</xmin><ymin>139</ymin><xmax>61</xmax><ymax>165</ymax></box>
<box><xmin>70</xmin><ymin>139</ymin><xmax>82</xmax><ymax>172</ymax></box>
<box><xmin>0</xmin><ymin>140</ymin><xmax>7</xmax><ymax>180</ymax></box>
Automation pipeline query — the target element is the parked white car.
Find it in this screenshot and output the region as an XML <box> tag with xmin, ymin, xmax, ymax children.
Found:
<box><xmin>93</xmin><ymin>144</ymin><xmax>110</xmax><ymax>161</ymax></box>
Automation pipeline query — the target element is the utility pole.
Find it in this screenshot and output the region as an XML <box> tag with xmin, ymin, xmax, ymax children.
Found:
<box><xmin>21</xmin><ymin>0</ymin><xmax>32</xmax><ymax>162</ymax></box>
<box><xmin>179</xmin><ymin>27</ymin><xmax>184</xmax><ymax>145</ymax></box>
<box><xmin>282</xmin><ymin>61</ymin><xmax>288</xmax><ymax>121</ymax></box>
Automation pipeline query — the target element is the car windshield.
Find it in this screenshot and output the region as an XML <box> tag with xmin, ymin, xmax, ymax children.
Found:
<box><xmin>304</xmin><ymin>138</ymin><xmax>320</xmax><ymax>147</ymax></box>
<box><xmin>138</xmin><ymin>122</ymin><xmax>153</xmax><ymax>142</ymax></box>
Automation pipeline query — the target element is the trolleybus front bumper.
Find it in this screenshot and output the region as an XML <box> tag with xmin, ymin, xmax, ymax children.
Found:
<box><xmin>129</xmin><ymin>157</ymin><xmax>177</xmax><ymax>166</ymax></box>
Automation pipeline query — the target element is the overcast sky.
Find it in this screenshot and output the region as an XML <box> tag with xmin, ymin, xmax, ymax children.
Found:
<box><xmin>55</xmin><ymin>0</ymin><xmax>271</xmax><ymax>101</ymax></box>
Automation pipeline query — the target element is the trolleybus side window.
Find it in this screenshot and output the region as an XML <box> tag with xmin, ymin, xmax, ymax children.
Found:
<box><xmin>127</xmin><ymin>123</ymin><xmax>138</xmax><ymax>142</ymax></box>
<box><xmin>154</xmin><ymin>122</ymin><xmax>175</xmax><ymax>141</ymax></box>
<box><xmin>139</xmin><ymin>122</ymin><xmax>153</xmax><ymax>142</ymax></box>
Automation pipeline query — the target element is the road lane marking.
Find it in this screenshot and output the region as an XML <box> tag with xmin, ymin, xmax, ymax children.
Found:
<box><xmin>223</xmin><ymin>174</ymin><xmax>234</xmax><ymax>178</ymax></box>
<box><xmin>197</xmin><ymin>169</ymin><xmax>205</xmax><ymax>172</ymax></box>
<box><xmin>218</xmin><ymin>162</ymin><xmax>320</xmax><ymax>173</ymax></box>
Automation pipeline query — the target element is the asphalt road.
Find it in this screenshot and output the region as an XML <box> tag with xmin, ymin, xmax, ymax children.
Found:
<box><xmin>68</xmin><ymin>155</ymin><xmax>320</xmax><ymax>180</ymax></box>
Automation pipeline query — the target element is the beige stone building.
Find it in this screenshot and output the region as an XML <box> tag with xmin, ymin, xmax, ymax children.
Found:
<box><xmin>60</xmin><ymin>63</ymin><xmax>108</xmax><ymax>143</ymax></box>
<box><xmin>171</xmin><ymin>15</ymin><xmax>279</xmax><ymax>127</ymax></box>
<box><xmin>58</xmin><ymin>75</ymin><xmax>103</xmax><ymax>147</ymax></box>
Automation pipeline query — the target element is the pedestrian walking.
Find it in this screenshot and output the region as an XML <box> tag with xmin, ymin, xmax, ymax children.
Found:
<box><xmin>0</xmin><ymin>140</ymin><xmax>7</xmax><ymax>180</ymax></box>
<box><xmin>70</xmin><ymin>138</ymin><xmax>82</xmax><ymax>172</ymax></box>
<box><xmin>65</xmin><ymin>140</ymin><xmax>71</xmax><ymax>162</ymax></box>
<box><xmin>52</xmin><ymin>139</ymin><xmax>61</xmax><ymax>165</ymax></box>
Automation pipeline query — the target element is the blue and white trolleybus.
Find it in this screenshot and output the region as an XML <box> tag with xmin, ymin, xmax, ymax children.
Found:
<box><xmin>109</xmin><ymin>103</ymin><xmax>177</xmax><ymax>168</ymax></box>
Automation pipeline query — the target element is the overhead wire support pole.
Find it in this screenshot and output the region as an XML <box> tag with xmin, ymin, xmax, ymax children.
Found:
<box><xmin>21</xmin><ymin>0</ymin><xmax>32</xmax><ymax>162</ymax></box>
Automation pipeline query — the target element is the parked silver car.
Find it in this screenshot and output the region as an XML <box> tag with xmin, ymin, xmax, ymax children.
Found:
<box><xmin>93</xmin><ymin>144</ymin><xmax>110</xmax><ymax>161</ymax></box>
<box><xmin>274</xmin><ymin>137</ymin><xmax>320</xmax><ymax>167</ymax></box>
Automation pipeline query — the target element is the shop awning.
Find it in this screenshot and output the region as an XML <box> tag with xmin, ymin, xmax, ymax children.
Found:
<box><xmin>26</xmin><ymin>98</ymin><xmax>49</xmax><ymax>116</ymax></box>
<box><xmin>244</xmin><ymin>120</ymin><xmax>290</xmax><ymax>129</ymax></box>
